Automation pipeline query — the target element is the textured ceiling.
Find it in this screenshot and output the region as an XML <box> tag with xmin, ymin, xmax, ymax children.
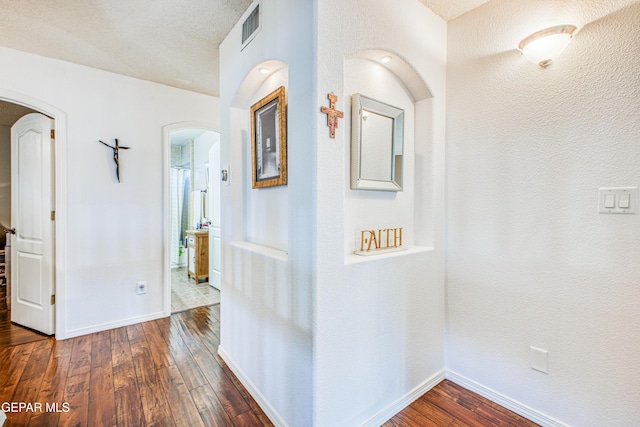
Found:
<box><xmin>0</xmin><ymin>0</ymin><xmax>252</xmax><ymax>97</ymax></box>
<box><xmin>418</xmin><ymin>0</ymin><xmax>490</xmax><ymax>21</ymax></box>
<box><xmin>0</xmin><ymin>0</ymin><xmax>485</xmax><ymax>98</ymax></box>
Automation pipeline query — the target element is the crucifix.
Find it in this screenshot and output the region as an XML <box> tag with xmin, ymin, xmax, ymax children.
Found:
<box><xmin>321</xmin><ymin>92</ymin><xmax>344</xmax><ymax>139</ymax></box>
<box><xmin>98</xmin><ymin>138</ymin><xmax>131</xmax><ymax>182</ymax></box>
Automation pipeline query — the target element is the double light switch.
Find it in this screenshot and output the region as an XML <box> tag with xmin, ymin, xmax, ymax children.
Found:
<box><xmin>598</xmin><ymin>187</ymin><xmax>638</xmax><ymax>214</ymax></box>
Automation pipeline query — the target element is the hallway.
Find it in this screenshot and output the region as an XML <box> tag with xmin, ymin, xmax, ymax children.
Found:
<box><xmin>0</xmin><ymin>304</ymin><xmax>538</xmax><ymax>426</ymax></box>
<box><xmin>0</xmin><ymin>305</ymin><xmax>272</xmax><ymax>426</ymax></box>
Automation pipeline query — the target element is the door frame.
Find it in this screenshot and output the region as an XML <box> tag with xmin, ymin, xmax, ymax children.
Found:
<box><xmin>162</xmin><ymin>121</ymin><xmax>218</xmax><ymax>316</ymax></box>
<box><xmin>0</xmin><ymin>89</ymin><xmax>68</xmax><ymax>339</ymax></box>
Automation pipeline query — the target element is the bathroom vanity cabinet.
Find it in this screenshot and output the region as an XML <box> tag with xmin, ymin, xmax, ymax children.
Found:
<box><xmin>186</xmin><ymin>230</ymin><xmax>209</xmax><ymax>283</ymax></box>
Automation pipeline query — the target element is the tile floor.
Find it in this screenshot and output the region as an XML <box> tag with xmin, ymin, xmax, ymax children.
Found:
<box><xmin>171</xmin><ymin>266</ymin><xmax>220</xmax><ymax>313</ymax></box>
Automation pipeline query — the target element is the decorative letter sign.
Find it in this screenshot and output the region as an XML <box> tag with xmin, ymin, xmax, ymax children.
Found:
<box><xmin>355</xmin><ymin>227</ymin><xmax>407</xmax><ymax>256</ymax></box>
<box><xmin>320</xmin><ymin>92</ymin><xmax>344</xmax><ymax>139</ymax></box>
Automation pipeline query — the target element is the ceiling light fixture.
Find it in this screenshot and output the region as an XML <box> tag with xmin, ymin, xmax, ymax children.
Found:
<box><xmin>518</xmin><ymin>25</ymin><xmax>577</xmax><ymax>68</ymax></box>
<box><xmin>259</xmin><ymin>67</ymin><xmax>270</xmax><ymax>74</ymax></box>
<box><xmin>380</xmin><ymin>56</ymin><xmax>392</xmax><ymax>64</ymax></box>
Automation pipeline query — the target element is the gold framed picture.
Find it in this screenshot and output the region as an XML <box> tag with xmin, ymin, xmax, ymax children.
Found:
<box><xmin>250</xmin><ymin>86</ymin><xmax>287</xmax><ymax>188</ymax></box>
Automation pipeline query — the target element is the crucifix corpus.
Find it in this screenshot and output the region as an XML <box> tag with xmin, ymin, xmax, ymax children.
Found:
<box><xmin>98</xmin><ymin>138</ymin><xmax>131</xmax><ymax>182</ymax></box>
<box><xmin>321</xmin><ymin>92</ymin><xmax>344</xmax><ymax>139</ymax></box>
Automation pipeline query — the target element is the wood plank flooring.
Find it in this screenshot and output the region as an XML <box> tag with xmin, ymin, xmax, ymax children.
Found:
<box><xmin>383</xmin><ymin>380</ymin><xmax>539</xmax><ymax>427</ymax></box>
<box><xmin>1</xmin><ymin>304</ymin><xmax>538</xmax><ymax>427</ymax></box>
<box><xmin>0</xmin><ymin>310</ymin><xmax>50</xmax><ymax>347</ymax></box>
<box><xmin>1</xmin><ymin>305</ymin><xmax>273</xmax><ymax>427</ymax></box>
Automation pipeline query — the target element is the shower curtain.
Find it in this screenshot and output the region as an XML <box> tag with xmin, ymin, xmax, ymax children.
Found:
<box><xmin>170</xmin><ymin>167</ymin><xmax>191</xmax><ymax>266</ymax></box>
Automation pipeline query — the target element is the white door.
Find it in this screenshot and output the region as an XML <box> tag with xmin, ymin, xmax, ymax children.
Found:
<box><xmin>209</xmin><ymin>142</ymin><xmax>221</xmax><ymax>289</ymax></box>
<box><xmin>11</xmin><ymin>113</ymin><xmax>55</xmax><ymax>335</ymax></box>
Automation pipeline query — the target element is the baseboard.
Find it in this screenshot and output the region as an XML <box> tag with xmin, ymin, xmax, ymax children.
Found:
<box><xmin>217</xmin><ymin>345</ymin><xmax>289</xmax><ymax>427</ymax></box>
<box><xmin>63</xmin><ymin>311</ymin><xmax>166</xmax><ymax>339</ymax></box>
<box><xmin>446</xmin><ymin>370</ymin><xmax>570</xmax><ymax>427</ymax></box>
<box><xmin>361</xmin><ymin>368</ymin><xmax>446</xmax><ymax>427</ymax></box>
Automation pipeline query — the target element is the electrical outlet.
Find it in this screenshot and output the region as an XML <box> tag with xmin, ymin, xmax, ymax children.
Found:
<box><xmin>530</xmin><ymin>346</ymin><xmax>549</xmax><ymax>374</ymax></box>
<box><xmin>136</xmin><ymin>281</ymin><xmax>147</xmax><ymax>295</ymax></box>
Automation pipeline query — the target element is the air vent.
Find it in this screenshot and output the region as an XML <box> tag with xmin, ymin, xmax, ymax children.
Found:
<box><xmin>241</xmin><ymin>3</ymin><xmax>261</xmax><ymax>49</ymax></box>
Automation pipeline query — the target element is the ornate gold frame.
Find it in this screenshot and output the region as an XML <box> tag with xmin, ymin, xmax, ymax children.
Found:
<box><xmin>250</xmin><ymin>86</ymin><xmax>287</xmax><ymax>188</ymax></box>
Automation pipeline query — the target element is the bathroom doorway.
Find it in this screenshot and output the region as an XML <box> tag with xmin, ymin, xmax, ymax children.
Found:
<box><xmin>168</xmin><ymin>127</ymin><xmax>220</xmax><ymax>313</ymax></box>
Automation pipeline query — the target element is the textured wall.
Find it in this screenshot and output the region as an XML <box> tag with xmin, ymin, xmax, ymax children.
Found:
<box><xmin>446</xmin><ymin>1</ymin><xmax>640</xmax><ymax>425</ymax></box>
<box><xmin>218</xmin><ymin>1</ymin><xmax>315</xmax><ymax>425</ymax></box>
<box><xmin>315</xmin><ymin>0</ymin><xmax>447</xmax><ymax>425</ymax></box>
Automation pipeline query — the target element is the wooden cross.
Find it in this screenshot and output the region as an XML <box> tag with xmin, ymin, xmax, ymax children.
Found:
<box><xmin>98</xmin><ymin>138</ymin><xmax>131</xmax><ymax>182</ymax></box>
<box><xmin>321</xmin><ymin>93</ymin><xmax>344</xmax><ymax>139</ymax></box>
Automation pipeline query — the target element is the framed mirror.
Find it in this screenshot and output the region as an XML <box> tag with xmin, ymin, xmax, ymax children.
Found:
<box><xmin>351</xmin><ymin>94</ymin><xmax>404</xmax><ymax>191</ymax></box>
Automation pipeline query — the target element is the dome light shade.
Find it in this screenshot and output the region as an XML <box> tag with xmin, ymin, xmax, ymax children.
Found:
<box><xmin>518</xmin><ymin>25</ymin><xmax>577</xmax><ymax>67</ymax></box>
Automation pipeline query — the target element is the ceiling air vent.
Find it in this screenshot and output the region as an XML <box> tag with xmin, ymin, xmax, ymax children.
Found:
<box><xmin>241</xmin><ymin>3</ymin><xmax>261</xmax><ymax>50</ymax></box>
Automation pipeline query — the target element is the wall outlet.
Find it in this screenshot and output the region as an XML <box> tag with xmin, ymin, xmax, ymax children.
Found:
<box><xmin>530</xmin><ymin>346</ymin><xmax>549</xmax><ymax>374</ymax></box>
<box><xmin>136</xmin><ymin>281</ymin><xmax>147</xmax><ymax>295</ymax></box>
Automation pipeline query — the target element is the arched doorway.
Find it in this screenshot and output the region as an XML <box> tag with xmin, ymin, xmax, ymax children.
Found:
<box><xmin>162</xmin><ymin>122</ymin><xmax>222</xmax><ymax>315</ymax></box>
<box><xmin>0</xmin><ymin>90</ymin><xmax>68</xmax><ymax>339</ymax></box>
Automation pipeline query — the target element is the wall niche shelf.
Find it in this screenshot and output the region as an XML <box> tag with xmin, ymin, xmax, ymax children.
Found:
<box><xmin>345</xmin><ymin>245</ymin><xmax>433</xmax><ymax>265</ymax></box>
<box><xmin>231</xmin><ymin>241</ymin><xmax>288</xmax><ymax>262</ymax></box>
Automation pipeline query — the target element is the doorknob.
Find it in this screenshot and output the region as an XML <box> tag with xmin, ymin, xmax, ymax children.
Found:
<box><xmin>6</xmin><ymin>228</ymin><xmax>15</xmax><ymax>235</ymax></box>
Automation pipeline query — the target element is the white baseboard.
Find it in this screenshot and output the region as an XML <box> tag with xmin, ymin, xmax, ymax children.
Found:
<box><xmin>361</xmin><ymin>369</ymin><xmax>446</xmax><ymax>427</ymax></box>
<box><xmin>446</xmin><ymin>370</ymin><xmax>570</xmax><ymax>427</ymax></box>
<box><xmin>63</xmin><ymin>311</ymin><xmax>166</xmax><ymax>339</ymax></box>
<box><xmin>217</xmin><ymin>345</ymin><xmax>289</xmax><ymax>427</ymax></box>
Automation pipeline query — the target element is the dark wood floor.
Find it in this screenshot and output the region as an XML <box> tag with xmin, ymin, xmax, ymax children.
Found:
<box><xmin>383</xmin><ymin>380</ymin><xmax>539</xmax><ymax>427</ymax></box>
<box><xmin>0</xmin><ymin>310</ymin><xmax>51</xmax><ymax>347</ymax></box>
<box><xmin>1</xmin><ymin>304</ymin><xmax>538</xmax><ymax>427</ymax></box>
<box><xmin>1</xmin><ymin>305</ymin><xmax>273</xmax><ymax>426</ymax></box>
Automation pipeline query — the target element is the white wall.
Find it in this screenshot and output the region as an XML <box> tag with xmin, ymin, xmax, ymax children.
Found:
<box><xmin>446</xmin><ymin>1</ymin><xmax>640</xmax><ymax>426</ymax></box>
<box><xmin>343</xmin><ymin>60</ymin><xmax>416</xmax><ymax>253</ymax></box>
<box><xmin>244</xmin><ymin>69</ymin><xmax>289</xmax><ymax>252</ymax></box>
<box><xmin>0</xmin><ymin>46</ymin><xmax>218</xmax><ymax>338</ymax></box>
<box><xmin>218</xmin><ymin>1</ymin><xmax>315</xmax><ymax>426</ymax></box>
<box><xmin>315</xmin><ymin>1</ymin><xmax>447</xmax><ymax>426</ymax></box>
<box><xmin>193</xmin><ymin>131</ymin><xmax>218</xmax><ymax>191</ymax></box>
<box><xmin>0</xmin><ymin>126</ymin><xmax>10</xmax><ymax>232</ymax></box>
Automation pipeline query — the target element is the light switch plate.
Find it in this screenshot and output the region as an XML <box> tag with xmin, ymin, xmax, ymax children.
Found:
<box><xmin>598</xmin><ymin>187</ymin><xmax>638</xmax><ymax>214</ymax></box>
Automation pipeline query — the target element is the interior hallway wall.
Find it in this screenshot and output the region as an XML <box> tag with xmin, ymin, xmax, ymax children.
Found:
<box><xmin>445</xmin><ymin>1</ymin><xmax>640</xmax><ymax>425</ymax></box>
<box><xmin>0</xmin><ymin>46</ymin><xmax>218</xmax><ymax>338</ymax></box>
<box><xmin>315</xmin><ymin>0</ymin><xmax>447</xmax><ymax>425</ymax></box>
<box><xmin>218</xmin><ymin>1</ymin><xmax>315</xmax><ymax>425</ymax></box>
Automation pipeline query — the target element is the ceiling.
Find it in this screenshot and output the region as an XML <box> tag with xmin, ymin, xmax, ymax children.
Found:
<box><xmin>0</xmin><ymin>0</ymin><xmax>487</xmax><ymax>98</ymax></box>
<box><xmin>419</xmin><ymin>0</ymin><xmax>490</xmax><ymax>21</ymax></box>
<box><xmin>171</xmin><ymin>129</ymin><xmax>209</xmax><ymax>146</ymax></box>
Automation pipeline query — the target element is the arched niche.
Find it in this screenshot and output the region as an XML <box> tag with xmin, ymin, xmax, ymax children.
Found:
<box><xmin>343</xmin><ymin>50</ymin><xmax>435</xmax><ymax>258</ymax></box>
<box><xmin>229</xmin><ymin>59</ymin><xmax>290</xmax><ymax>257</ymax></box>
<box><xmin>232</xmin><ymin>59</ymin><xmax>288</xmax><ymax>109</ymax></box>
<box><xmin>346</xmin><ymin>49</ymin><xmax>433</xmax><ymax>102</ymax></box>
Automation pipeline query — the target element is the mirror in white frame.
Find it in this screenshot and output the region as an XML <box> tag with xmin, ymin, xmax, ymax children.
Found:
<box><xmin>351</xmin><ymin>93</ymin><xmax>404</xmax><ymax>191</ymax></box>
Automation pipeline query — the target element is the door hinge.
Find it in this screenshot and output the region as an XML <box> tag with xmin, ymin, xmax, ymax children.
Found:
<box><xmin>51</xmin><ymin>295</ymin><xmax>56</xmax><ymax>305</ymax></box>
<box><xmin>51</xmin><ymin>211</ymin><xmax>55</xmax><ymax>221</ymax></box>
<box><xmin>51</xmin><ymin>129</ymin><xmax>55</xmax><ymax>139</ymax></box>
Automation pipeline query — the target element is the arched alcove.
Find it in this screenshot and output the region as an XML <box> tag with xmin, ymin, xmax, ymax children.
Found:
<box><xmin>343</xmin><ymin>50</ymin><xmax>435</xmax><ymax>259</ymax></box>
<box><xmin>346</xmin><ymin>49</ymin><xmax>433</xmax><ymax>102</ymax></box>
<box><xmin>229</xmin><ymin>59</ymin><xmax>290</xmax><ymax>257</ymax></box>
